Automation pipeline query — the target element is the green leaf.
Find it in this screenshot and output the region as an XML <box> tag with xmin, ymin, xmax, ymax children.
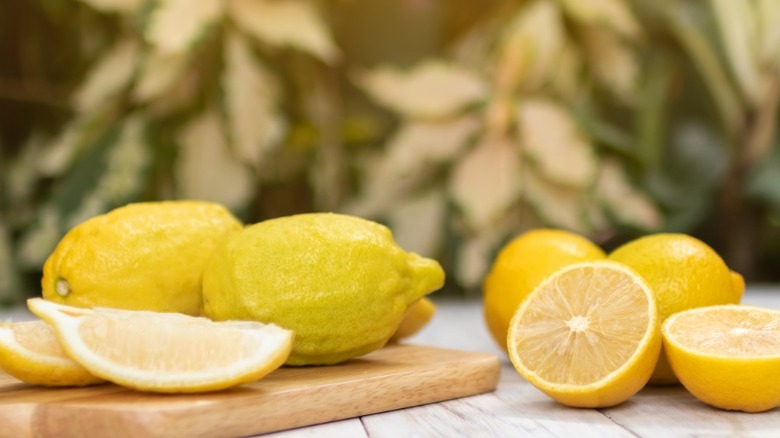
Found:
<box><xmin>745</xmin><ymin>140</ymin><xmax>780</xmax><ymax>213</ymax></box>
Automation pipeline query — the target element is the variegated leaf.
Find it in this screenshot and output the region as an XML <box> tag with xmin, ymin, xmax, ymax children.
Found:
<box><xmin>224</xmin><ymin>32</ymin><xmax>286</xmax><ymax>169</ymax></box>
<box><xmin>37</xmin><ymin>116</ymin><xmax>92</xmax><ymax>176</ymax></box>
<box><xmin>711</xmin><ymin>0</ymin><xmax>764</xmax><ymax>107</ymax></box>
<box><xmin>595</xmin><ymin>158</ymin><xmax>663</xmax><ymax>230</ymax></box>
<box><xmin>76</xmin><ymin>0</ymin><xmax>143</xmax><ymax>14</ymax></box>
<box><xmin>559</xmin><ymin>0</ymin><xmax>640</xmax><ymax>39</ymax></box>
<box><xmin>496</xmin><ymin>0</ymin><xmax>565</xmax><ymax>91</ymax></box>
<box><xmin>133</xmin><ymin>50</ymin><xmax>190</xmax><ymax>103</ymax></box>
<box><xmin>517</xmin><ymin>98</ymin><xmax>597</xmax><ymax>188</ymax></box>
<box><xmin>146</xmin><ymin>0</ymin><xmax>222</xmax><ymax>53</ymax></box>
<box><xmin>230</xmin><ymin>0</ymin><xmax>340</xmax><ymax>63</ymax></box>
<box><xmin>521</xmin><ymin>166</ymin><xmax>590</xmax><ymax>233</ymax></box>
<box><xmin>449</xmin><ymin>135</ymin><xmax>522</xmax><ymax>230</ymax></box>
<box><xmin>357</xmin><ymin>61</ymin><xmax>487</xmax><ymax>119</ymax></box>
<box><xmin>176</xmin><ymin>109</ymin><xmax>255</xmax><ymax>210</ymax></box>
<box><xmin>582</xmin><ymin>28</ymin><xmax>639</xmax><ymax>104</ymax></box>
<box><xmin>455</xmin><ymin>229</ymin><xmax>507</xmax><ymax>288</ymax></box>
<box><xmin>756</xmin><ymin>0</ymin><xmax>780</xmax><ymax>69</ymax></box>
<box><xmin>385</xmin><ymin>115</ymin><xmax>481</xmax><ymax>175</ymax></box>
<box><xmin>72</xmin><ymin>38</ymin><xmax>139</xmax><ymax>112</ymax></box>
<box><xmin>388</xmin><ymin>189</ymin><xmax>446</xmax><ymax>258</ymax></box>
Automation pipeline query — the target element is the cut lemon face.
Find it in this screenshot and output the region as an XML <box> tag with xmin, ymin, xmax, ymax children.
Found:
<box><xmin>27</xmin><ymin>298</ymin><xmax>293</xmax><ymax>393</ymax></box>
<box><xmin>0</xmin><ymin>320</ymin><xmax>103</xmax><ymax>386</ymax></box>
<box><xmin>507</xmin><ymin>261</ymin><xmax>661</xmax><ymax>408</ymax></box>
<box><xmin>662</xmin><ymin>305</ymin><xmax>780</xmax><ymax>412</ymax></box>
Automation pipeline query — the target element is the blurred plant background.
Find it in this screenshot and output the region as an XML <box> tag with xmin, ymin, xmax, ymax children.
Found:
<box><xmin>2</xmin><ymin>0</ymin><xmax>780</xmax><ymax>306</ymax></box>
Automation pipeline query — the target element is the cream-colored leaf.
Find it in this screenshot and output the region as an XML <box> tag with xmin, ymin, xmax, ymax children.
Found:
<box><xmin>595</xmin><ymin>159</ymin><xmax>663</xmax><ymax>230</ymax></box>
<box><xmin>133</xmin><ymin>50</ymin><xmax>190</xmax><ymax>103</ymax></box>
<box><xmin>559</xmin><ymin>0</ymin><xmax>640</xmax><ymax>39</ymax></box>
<box><xmin>517</xmin><ymin>98</ymin><xmax>597</xmax><ymax>188</ymax></box>
<box><xmin>358</xmin><ymin>61</ymin><xmax>487</xmax><ymax>119</ymax></box>
<box><xmin>582</xmin><ymin>28</ymin><xmax>639</xmax><ymax>104</ymax></box>
<box><xmin>449</xmin><ymin>135</ymin><xmax>522</xmax><ymax>230</ymax></box>
<box><xmin>72</xmin><ymin>38</ymin><xmax>139</xmax><ymax>112</ymax></box>
<box><xmin>176</xmin><ymin>109</ymin><xmax>255</xmax><ymax>210</ymax></box>
<box><xmin>146</xmin><ymin>0</ymin><xmax>222</xmax><ymax>53</ymax></box>
<box><xmin>495</xmin><ymin>0</ymin><xmax>565</xmax><ymax>91</ymax></box>
<box><xmin>388</xmin><ymin>189</ymin><xmax>446</xmax><ymax>258</ymax></box>
<box><xmin>385</xmin><ymin>115</ymin><xmax>481</xmax><ymax>175</ymax></box>
<box><xmin>18</xmin><ymin>207</ymin><xmax>61</xmax><ymax>268</ymax></box>
<box><xmin>711</xmin><ymin>0</ymin><xmax>763</xmax><ymax>107</ymax></box>
<box><xmin>757</xmin><ymin>0</ymin><xmax>780</xmax><ymax>69</ymax></box>
<box><xmin>77</xmin><ymin>0</ymin><xmax>142</xmax><ymax>14</ymax></box>
<box><xmin>521</xmin><ymin>166</ymin><xmax>589</xmax><ymax>233</ymax></box>
<box><xmin>37</xmin><ymin>115</ymin><xmax>93</xmax><ymax>177</ymax></box>
<box><xmin>224</xmin><ymin>32</ymin><xmax>286</xmax><ymax>169</ymax></box>
<box><xmin>230</xmin><ymin>0</ymin><xmax>340</xmax><ymax>63</ymax></box>
<box><xmin>455</xmin><ymin>229</ymin><xmax>508</xmax><ymax>288</ymax></box>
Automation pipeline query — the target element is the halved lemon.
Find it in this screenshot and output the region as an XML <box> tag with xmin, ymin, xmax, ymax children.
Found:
<box><xmin>507</xmin><ymin>261</ymin><xmax>661</xmax><ymax>408</ymax></box>
<box><xmin>0</xmin><ymin>320</ymin><xmax>103</xmax><ymax>386</ymax></box>
<box><xmin>27</xmin><ymin>298</ymin><xmax>293</xmax><ymax>393</ymax></box>
<box><xmin>662</xmin><ymin>305</ymin><xmax>780</xmax><ymax>412</ymax></box>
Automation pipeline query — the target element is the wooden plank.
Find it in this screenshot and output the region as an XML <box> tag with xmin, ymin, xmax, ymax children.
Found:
<box><xmin>0</xmin><ymin>344</ymin><xmax>500</xmax><ymax>438</ymax></box>
<box><xmin>362</xmin><ymin>364</ymin><xmax>633</xmax><ymax>438</ymax></box>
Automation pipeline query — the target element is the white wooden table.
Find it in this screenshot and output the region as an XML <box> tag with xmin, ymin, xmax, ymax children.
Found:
<box><xmin>2</xmin><ymin>287</ymin><xmax>779</xmax><ymax>437</ymax></box>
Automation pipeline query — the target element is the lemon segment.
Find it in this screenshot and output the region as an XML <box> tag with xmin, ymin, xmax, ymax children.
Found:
<box><xmin>0</xmin><ymin>320</ymin><xmax>103</xmax><ymax>386</ymax></box>
<box><xmin>202</xmin><ymin>212</ymin><xmax>445</xmax><ymax>366</ymax></box>
<box><xmin>41</xmin><ymin>201</ymin><xmax>242</xmax><ymax>315</ymax></box>
<box><xmin>507</xmin><ymin>261</ymin><xmax>661</xmax><ymax>408</ymax></box>
<box><xmin>27</xmin><ymin>298</ymin><xmax>293</xmax><ymax>393</ymax></box>
<box><xmin>662</xmin><ymin>305</ymin><xmax>780</xmax><ymax>412</ymax></box>
<box><xmin>608</xmin><ymin>233</ymin><xmax>740</xmax><ymax>385</ymax></box>
<box><xmin>483</xmin><ymin>229</ymin><xmax>605</xmax><ymax>352</ymax></box>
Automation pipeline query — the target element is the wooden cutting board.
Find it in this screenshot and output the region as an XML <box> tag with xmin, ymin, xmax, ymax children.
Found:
<box><xmin>0</xmin><ymin>344</ymin><xmax>500</xmax><ymax>438</ymax></box>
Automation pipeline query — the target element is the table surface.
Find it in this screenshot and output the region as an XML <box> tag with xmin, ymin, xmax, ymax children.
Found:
<box><xmin>2</xmin><ymin>287</ymin><xmax>779</xmax><ymax>438</ymax></box>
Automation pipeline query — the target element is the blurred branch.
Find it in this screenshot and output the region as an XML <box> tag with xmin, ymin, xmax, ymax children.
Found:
<box><xmin>0</xmin><ymin>76</ymin><xmax>69</xmax><ymax>108</ymax></box>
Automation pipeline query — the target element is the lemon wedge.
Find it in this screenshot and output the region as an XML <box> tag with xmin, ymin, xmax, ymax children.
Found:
<box><xmin>0</xmin><ymin>320</ymin><xmax>103</xmax><ymax>386</ymax></box>
<box><xmin>27</xmin><ymin>298</ymin><xmax>293</xmax><ymax>393</ymax></box>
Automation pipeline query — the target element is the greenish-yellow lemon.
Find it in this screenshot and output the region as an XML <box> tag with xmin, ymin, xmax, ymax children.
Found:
<box><xmin>201</xmin><ymin>212</ymin><xmax>445</xmax><ymax>365</ymax></box>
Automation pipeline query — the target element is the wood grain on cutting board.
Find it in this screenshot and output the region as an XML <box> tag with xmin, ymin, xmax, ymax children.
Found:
<box><xmin>0</xmin><ymin>344</ymin><xmax>500</xmax><ymax>438</ymax></box>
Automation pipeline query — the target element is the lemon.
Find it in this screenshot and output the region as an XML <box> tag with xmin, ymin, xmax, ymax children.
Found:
<box><xmin>609</xmin><ymin>233</ymin><xmax>742</xmax><ymax>385</ymax></box>
<box><xmin>27</xmin><ymin>298</ymin><xmax>293</xmax><ymax>393</ymax></box>
<box><xmin>42</xmin><ymin>201</ymin><xmax>242</xmax><ymax>315</ymax></box>
<box><xmin>507</xmin><ymin>261</ymin><xmax>661</xmax><ymax>408</ymax></box>
<box><xmin>662</xmin><ymin>305</ymin><xmax>780</xmax><ymax>412</ymax></box>
<box><xmin>483</xmin><ymin>229</ymin><xmax>606</xmax><ymax>352</ymax></box>
<box><xmin>0</xmin><ymin>320</ymin><xmax>103</xmax><ymax>386</ymax></box>
<box><xmin>391</xmin><ymin>298</ymin><xmax>436</xmax><ymax>342</ymax></box>
<box><xmin>201</xmin><ymin>212</ymin><xmax>445</xmax><ymax>366</ymax></box>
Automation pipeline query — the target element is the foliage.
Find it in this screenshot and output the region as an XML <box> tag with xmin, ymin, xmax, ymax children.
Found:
<box><xmin>1</xmin><ymin>0</ymin><xmax>780</xmax><ymax>305</ymax></box>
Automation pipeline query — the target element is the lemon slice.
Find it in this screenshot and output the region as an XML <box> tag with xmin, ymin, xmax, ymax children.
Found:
<box><xmin>507</xmin><ymin>261</ymin><xmax>661</xmax><ymax>408</ymax></box>
<box><xmin>662</xmin><ymin>305</ymin><xmax>780</xmax><ymax>412</ymax></box>
<box><xmin>0</xmin><ymin>320</ymin><xmax>103</xmax><ymax>386</ymax></box>
<box><xmin>27</xmin><ymin>298</ymin><xmax>293</xmax><ymax>393</ymax></box>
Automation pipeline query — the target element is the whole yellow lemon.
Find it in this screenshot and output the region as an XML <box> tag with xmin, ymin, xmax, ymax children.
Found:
<box><xmin>41</xmin><ymin>201</ymin><xmax>242</xmax><ymax>315</ymax></box>
<box><xmin>608</xmin><ymin>233</ymin><xmax>743</xmax><ymax>385</ymax></box>
<box><xmin>201</xmin><ymin>212</ymin><xmax>445</xmax><ymax>366</ymax></box>
<box><xmin>482</xmin><ymin>229</ymin><xmax>606</xmax><ymax>352</ymax></box>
